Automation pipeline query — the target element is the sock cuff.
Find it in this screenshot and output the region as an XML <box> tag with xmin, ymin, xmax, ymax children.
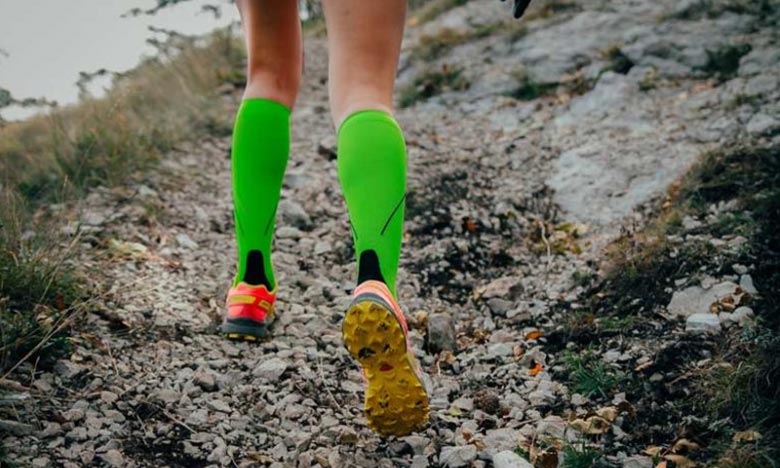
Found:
<box><xmin>338</xmin><ymin>109</ymin><xmax>400</xmax><ymax>137</ymax></box>
<box><xmin>239</xmin><ymin>98</ymin><xmax>292</xmax><ymax>117</ymax></box>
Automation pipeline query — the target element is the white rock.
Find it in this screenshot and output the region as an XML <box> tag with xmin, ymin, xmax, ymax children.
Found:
<box><xmin>100</xmin><ymin>449</ymin><xmax>124</xmax><ymax>467</ymax></box>
<box><xmin>685</xmin><ymin>313</ymin><xmax>721</xmax><ymax>333</ymax></box>
<box><xmin>732</xmin><ymin>306</ymin><xmax>755</xmax><ymax>325</ymax></box>
<box><xmin>732</xmin><ymin>264</ymin><xmax>748</xmax><ymax>275</ymax></box>
<box><xmin>440</xmin><ymin>445</ymin><xmax>477</xmax><ymax>468</ymax></box>
<box><xmin>740</xmin><ymin>274</ymin><xmax>758</xmax><ymax>295</ymax></box>
<box><xmin>667</xmin><ymin>281</ymin><xmax>738</xmax><ymax>317</ymax></box>
<box><xmin>493</xmin><ymin>451</ymin><xmax>533</xmax><ymax>468</ymax></box>
<box><xmin>622</xmin><ymin>455</ymin><xmax>653</xmax><ymax>468</ymax></box>
<box><xmin>252</xmin><ymin>357</ymin><xmax>289</xmax><ymax>381</ymax></box>
<box><xmin>176</xmin><ymin>233</ymin><xmax>199</xmax><ymax>249</ymax></box>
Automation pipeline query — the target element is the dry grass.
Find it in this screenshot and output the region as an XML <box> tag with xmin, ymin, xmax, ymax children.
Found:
<box><xmin>0</xmin><ymin>28</ymin><xmax>243</xmax><ymax>374</ymax></box>
<box><xmin>0</xmin><ymin>29</ymin><xmax>242</xmax><ymax>202</ymax></box>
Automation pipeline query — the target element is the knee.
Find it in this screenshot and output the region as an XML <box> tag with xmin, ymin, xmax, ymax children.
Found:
<box><xmin>245</xmin><ymin>62</ymin><xmax>301</xmax><ymax>109</ymax></box>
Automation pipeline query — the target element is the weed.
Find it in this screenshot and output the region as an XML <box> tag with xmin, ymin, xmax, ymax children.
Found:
<box><xmin>505</xmin><ymin>70</ymin><xmax>558</xmax><ymax>100</ymax></box>
<box><xmin>0</xmin><ymin>28</ymin><xmax>243</xmax><ymax>375</ymax></box>
<box><xmin>412</xmin><ymin>23</ymin><xmax>500</xmax><ymax>61</ymax></box>
<box><xmin>700</xmin><ymin>43</ymin><xmax>752</xmax><ymax>80</ymax></box>
<box><xmin>601</xmin><ymin>46</ymin><xmax>635</xmax><ymax>75</ymax></box>
<box><xmin>562</xmin><ymin>350</ymin><xmax>623</xmax><ymax>398</ymax></box>
<box><xmin>411</xmin><ymin>0</ymin><xmax>470</xmax><ymax>24</ymax></box>
<box><xmin>0</xmin><ymin>193</ymin><xmax>81</xmax><ymax>372</ymax></box>
<box><xmin>561</xmin><ymin>443</ymin><xmax>611</xmax><ymax>468</ymax></box>
<box><xmin>399</xmin><ymin>65</ymin><xmax>470</xmax><ymax>107</ymax></box>
<box><xmin>638</xmin><ymin>68</ymin><xmax>660</xmax><ymax>92</ymax></box>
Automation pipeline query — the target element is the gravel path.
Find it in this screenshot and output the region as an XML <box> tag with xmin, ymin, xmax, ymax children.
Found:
<box><xmin>4</xmin><ymin>1</ymin><xmax>779</xmax><ymax>467</ymax></box>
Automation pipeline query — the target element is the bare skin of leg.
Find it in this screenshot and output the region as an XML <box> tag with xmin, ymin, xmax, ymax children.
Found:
<box><xmin>236</xmin><ymin>0</ymin><xmax>302</xmax><ymax>108</ymax></box>
<box><xmin>321</xmin><ymin>0</ymin><xmax>408</xmax><ymax>127</ymax></box>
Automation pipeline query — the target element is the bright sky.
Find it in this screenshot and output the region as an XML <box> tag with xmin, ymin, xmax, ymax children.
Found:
<box><xmin>0</xmin><ymin>0</ymin><xmax>239</xmax><ymax>120</ymax></box>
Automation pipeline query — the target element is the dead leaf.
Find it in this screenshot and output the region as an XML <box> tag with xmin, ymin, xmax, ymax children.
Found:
<box><xmin>525</xmin><ymin>330</ymin><xmax>543</xmax><ymax>340</ymax></box>
<box><xmin>528</xmin><ymin>361</ymin><xmax>543</xmax><ymax>376</ymax></box>
<box><xmin>596</xmin><ymin>406</ymin><xmax>618</xmax><ymax>422</ymax></box>
<box><xmin>733</xmin><ymin>430</ymin><xmax>762</xmax><ymax>442</ymax></box>
<box><xmin>570</xmin><ymin>415</ymin><xmax>610</xmax><ymax>435</ymax></box>
<box><xmin>664</xmin><ymin>454</ymin><xmax>696</xmax><ymax>467</ymax></box>
<box><xmin>672</xmin><ymin>439</ymin><xmax>700</xmax><ymax>453</ymax></box>
<box><xmin>655</xmin><ymin>462</ymin><xmax>667</xmax><ymax>468</ymax></box>
<box><xmin>644</xmin><ymin>446</ymin><xmax>665</xmax><ymax>457</ymax></box>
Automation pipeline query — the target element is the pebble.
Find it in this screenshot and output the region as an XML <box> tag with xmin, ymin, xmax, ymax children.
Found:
<box><xmin>427</xmin><ymin>313</ymin><xmax>456</xmax><ymax>353</ymax></box>
<box><xmin>686</xmin><ymin>313</ymin><xmax>721</xmax><ymax>333</ymax></box>
<box><xmin>440</xmin><ymin>445</ymin><xmax>477</xmax><ymax>468</ymax></box>
<box><xmin>194</xmin><ymin>371</ymin><xmax>218</xmax><ymax>392</ymax></box>
<box><xmin>100</xmin><ymin>449</ymin><xmax>124</xmax><ymax>467</ymax></box>
<box><xmin>492</xmin><ymin>451</ymin><xmax>534</xmax><ymax>468</ymax></box>
<box><xmin>252</xmin><ymin>357</ymin><xmax>289</xmax><ymax>381</ymax></box>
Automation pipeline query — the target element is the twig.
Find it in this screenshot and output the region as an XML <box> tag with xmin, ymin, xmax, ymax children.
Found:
<box><xmin>316</xmin><ymin>355</ymin><xmax>341</xmax><ymax>411</ymax></box>
<box><xmin>155</xmin><ymin>403</ymin><xmax>196</xmax><ymax>434</ymax></box>
<box><xmin>537</xmin><ymin>218</ymin><xmax>552</xmax><ymax>272</ymax></box>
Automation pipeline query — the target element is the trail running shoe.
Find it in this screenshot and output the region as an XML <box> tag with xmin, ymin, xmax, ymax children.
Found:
<box><xmin>221</xmin><ymin>282</ymin><xmax>276</xmax><ymax>341</ymax></box>
<box><xmin>342</xmin><ymin>280</ymin><xmax>429</xmax><ymax>436</ymax></box>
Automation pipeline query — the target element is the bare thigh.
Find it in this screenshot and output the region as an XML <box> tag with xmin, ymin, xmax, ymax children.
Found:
<box><xmin>236</xmin><ymin>0</ymin><xmax>302</xmax><ymax>108</ymax></box>
<box><xmin>321</xmin><ymin>0</ymin><xmax>407</xmax><ymax>127</ymax></box>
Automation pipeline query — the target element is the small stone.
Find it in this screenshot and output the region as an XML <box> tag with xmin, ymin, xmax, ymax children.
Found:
<box><xmin>314</xmin><ymin>241</ymin><xmax>332</xmax><ymax>255</ymax></box>
<box><xmin>100</xmin><ymin>449</ymin><xmax>124</xmax><ymax>467</ymax></box>
<box><xmin>207</xmin><ymin>399</ymin><xmax>232</xmax><ymax>413</ymax></box>
<box><xmin>32</xmin><ymin>457</ymin><xmax>51</xmax><ymax>468</ymax></box>
<box><xmin>411</xmin><ymin>455</ymin><xmax>430</xmax><ymax>468</ymax></box>
<box><xmin>440</xmin><ymin>445</ymin><xmax>477</xmax><ymax>468</ymax></box>
<box><xmin>252</xmin><ymin>357</ymin><xmax>289</xmax><ymax>381</ymax></box>
<box><xmin>473</xmin><ymin>389</ymin><xmax>501</xmax><ymax>415</ymax></box>
<box><xmin>740</xmin><ymin>274</ymin><xmax>758</xmax><ymax>295</ymax></box>
<box><xmin>732</xmin><ymin>306</ymin><xmax>755</xmax><ymax>325</ymax></box>
<box><xmin>0</xmin><ymin>419</ymin><xmax>34</xmax><ymax>435</ymax></box>
<box><xmin>54</xmin><ymin>360</ymin><xmax>84</xmax><ymax>379</ymax></box>
<box><xmin>278</xmin><ymin>199</ymin><xmax>312</xmax><ymax>228</ymax></box>
<box><xmin>622</xmin><ymin>455</ymin><xmax>654</xmax><ymax>468</ymax></box>
<box><xmin>41</xmin><ymin>422</ymin><xmax>62</xmax><ymax>437</ymax></box>
<box><xmin>732</xmin><ymin>264</ymin><xmax>748</xmax><ymax>275</ymax></box>
<box><xmin>492</xmin><ymin>450</ymin><xmax>534</xmax><ymax>468</ymax></box>
<box><xmin>686</xmin><ymin>313</ymin><xmax>721</xmax><ymax>333</ymax></box>
<box><xmin>176</xmin><ymin>233</ymin><xmax>199</xmax><ymax>249</ymax></box>
<box><xmin>194</xmin><ymin>371</ymin><xmax>217</xmax><ymax>392</ymax></box>
<box><xmin>427</xmin><ymin>313</ymin><xmax>456</xmax><ymax>353</ymax></box>
<box><xmin>100</xmin><ymin>391</ymin><xmax>118</xmax><ymax>404</ymax></box>
<box><xmin>62</xmin><ymin>408</ymin><xmax>86</xmax><ymax>422</ymax></box>
<box><xmin>153</xmin><ymin>388</ymin><xmax>180</xmax><ymax>404</ymax></box>
<box><xmin>487</xmin><ymin>298</ymin><xmax>513</xmax><ymax>316</ymax></box>
<box><xmin>746</xmin><ymin>113</ymin><xmax>780</xmax><ymax>136</ymax></box>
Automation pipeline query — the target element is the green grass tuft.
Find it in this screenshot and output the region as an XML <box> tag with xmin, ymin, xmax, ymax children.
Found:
<box><xmin>399</xmin><ymin>65</ymin><xmax>470</xmax><ymax>108</ymax></box>
<box><xmin>562</xmin><ymin>350</ymin><xmax>623</xmax><ymax>398</ymax></box>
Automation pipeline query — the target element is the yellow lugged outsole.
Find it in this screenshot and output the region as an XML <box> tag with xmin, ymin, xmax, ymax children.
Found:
<box><xmin>342</xmin><ymin>300</ymin><xmax>429</xmax><ymax>436</ymax></box>
<box><xmin>225</xmin><ymin>333</ymin><xmax>258</xmax><ymax>342</ymax></box>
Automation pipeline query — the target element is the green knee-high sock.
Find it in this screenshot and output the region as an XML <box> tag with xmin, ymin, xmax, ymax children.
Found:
<box><xmin>337</xmin><ymin>110</ymin><xmax>407</xmax><ymax>298</ymax></box>
<box><xmin>231</xmin><ymin>98</ymin><xmax>290</xmax><ymax>290</ymax></box>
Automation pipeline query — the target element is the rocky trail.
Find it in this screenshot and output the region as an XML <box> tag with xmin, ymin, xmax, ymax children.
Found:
<box><xmin>3</xmin><ymin>0</ymin><xmax>779</xmax><ymax>467</ymax></box>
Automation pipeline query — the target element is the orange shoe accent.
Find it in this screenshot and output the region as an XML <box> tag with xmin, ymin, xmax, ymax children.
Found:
<box><xmin>342</xmin><ymin>280</ymin><xmax>429</xmax><ymax>436</ymax></box>
<box><xmin>221</xmin><ymin>282</ymin><xmax>276</xmax><ymax>341</ymax></box>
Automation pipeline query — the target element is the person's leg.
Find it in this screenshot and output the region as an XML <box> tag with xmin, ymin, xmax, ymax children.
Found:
<box><xmin>322</xmin><ymin>0</ymin><xmax>407</xmax><ymax>298</ymax></box>
<box><xmin>323</xmin><ymin>0</ymin><xmax>428</xmax><ymax>438</ymax></box>
<box><xmin>223</xmin><ymin>0</ymin><xmax>300</xmax><ymax>340</ymax></box>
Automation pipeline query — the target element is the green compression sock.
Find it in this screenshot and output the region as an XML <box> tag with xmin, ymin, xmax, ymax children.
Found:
<box><xmin>231</xmin><ymin>98</ymin><xmax>290</xmax><ymax>290</ymax></box>
<box><xmin>337</xmin><ymin>110</ymin><xmax>407</xmax><ymax>298</ymax></box>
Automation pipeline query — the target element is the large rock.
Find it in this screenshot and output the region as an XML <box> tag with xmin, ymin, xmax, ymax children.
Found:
<box><xmin>667</xmin><ymin>281</ymin><xmax>738</xmax><ymax>317</ymax></box>
<box><xmin>252</xmin><ymin>357</ymin><xmax>289</xmax><ymax>381</ymax></box>
<box><xmin>685</xmin><ymin>313</ymin><xmax>721</xmax><ymax>333</ymax></box>
<box><xmin>493</xmin><ymin>451</ymin><xmax>534</xmax><ymax>468</ymax></box>
<box><xmin>427</xmin><ymin>313</ymin><xmax>456</xmax><ymax>353</ymax></box>
<box><xmin>440</xmin><ymin>446</ymin><xmax>477</xmax><ymax>468</ymax></box>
